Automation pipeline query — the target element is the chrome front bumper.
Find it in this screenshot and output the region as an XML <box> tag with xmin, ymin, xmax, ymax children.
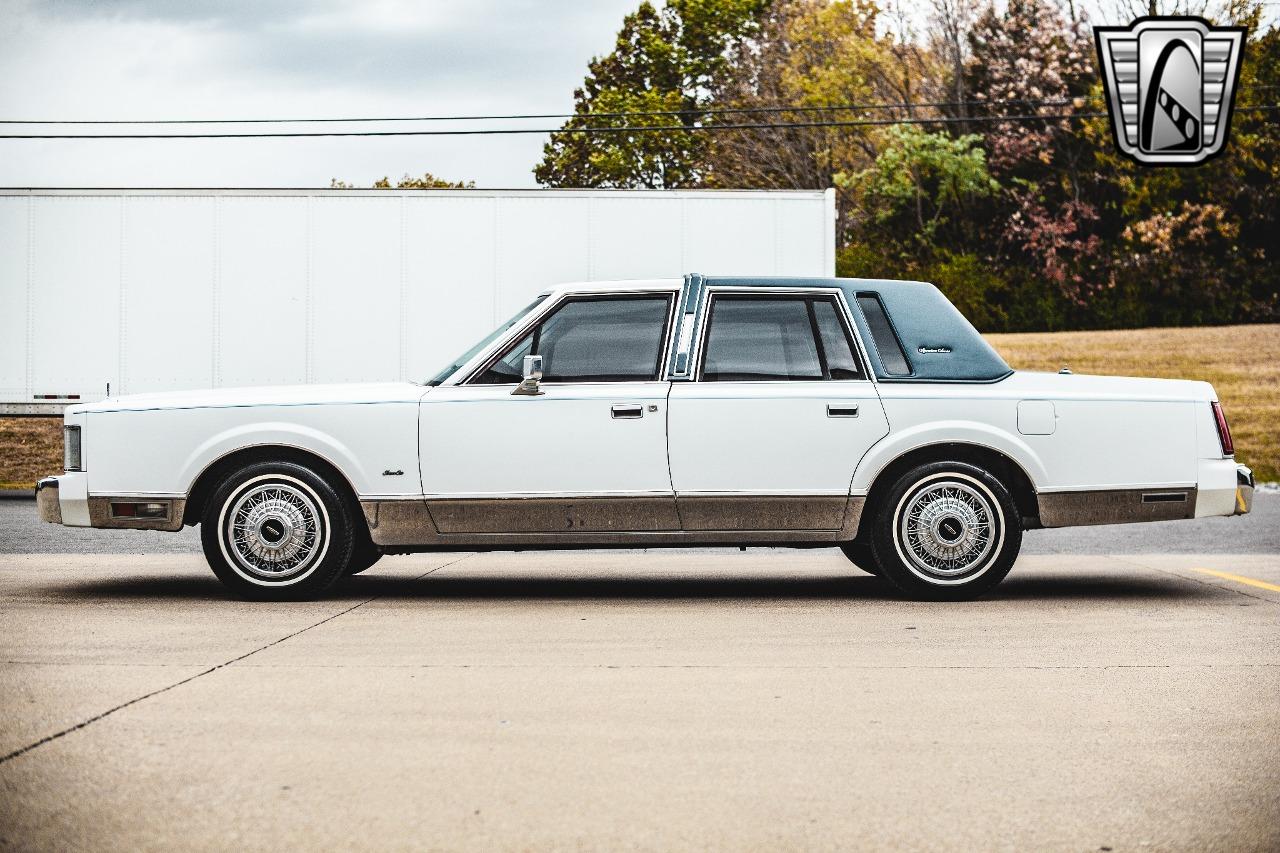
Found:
<box><xmin>1234</xmin><ymin>464</ymin><xmax>1254</xmax><ymax>515</ymax></box>
<box><xmin>36</xmin><ymin>475</ymin><xmax>184</xmax><ymax>531</ymax></box>
<box><xmin>36</xmin><ymin>477</ymin><xmax>62</xmax><ymax>524</ymax></box>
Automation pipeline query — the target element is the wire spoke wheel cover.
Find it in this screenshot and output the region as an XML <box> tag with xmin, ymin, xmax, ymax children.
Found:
<box><xmin>893</xmin><ymin>473</ymin><xmax>1004</xmax><ymax>585</ymax></box>
<box><xmin>218</xmin><ymin>475</ymin><xmax>330</xmax><ymax>585</ymax></box>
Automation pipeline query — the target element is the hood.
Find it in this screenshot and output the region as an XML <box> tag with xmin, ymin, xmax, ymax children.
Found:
<box><xmin>71</xmin><ymin>382</ymin><xmax>430</xmax><ymax>414</ymax></box>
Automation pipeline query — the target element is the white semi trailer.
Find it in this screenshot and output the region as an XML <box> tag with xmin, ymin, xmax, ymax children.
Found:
<box><xmin>0</xmin><ymin>188</ymin><xmax>835</xmax><ymax>415</ymax></box>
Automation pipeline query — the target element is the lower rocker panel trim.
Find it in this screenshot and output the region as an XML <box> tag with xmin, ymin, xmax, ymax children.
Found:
<box><xmin>1037</xmin><ymin>488</ymin><xmax>1197</xmax><ymax>528</ymax></box>
<box><xmin>362</xmin><ymin>496</ymin><xmax>865</xmax><ymax>547</ymax></box>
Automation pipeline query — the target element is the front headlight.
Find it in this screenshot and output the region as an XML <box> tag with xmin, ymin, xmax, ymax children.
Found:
<box><xmin>64</xmin><ymin>425</ymin><xmax>82</xmax><ymax>471</ymax></box>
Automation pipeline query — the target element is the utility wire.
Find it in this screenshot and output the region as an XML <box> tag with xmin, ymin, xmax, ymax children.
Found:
<box><xmin>0</xmin><ymin>97</ymin><xmax>1093</xmax><ymax>125</ymax></box>
<box><xmin>2</xmin><ymin>106</ymin><xmax>1275</xmax><ymax>140</ymax></box>
<box><xmin>3</xmin><ymin>85</ymin><xmax>1277</xmax><ymax>126</ymax></box>
<box><xmin>0</xmin><ymin>113</ymin><xmax>1105</xmax><ymax>138</ymax></box>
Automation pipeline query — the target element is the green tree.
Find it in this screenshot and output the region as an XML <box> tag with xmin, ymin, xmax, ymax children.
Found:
<box><xmin>840</xmin><ymin>125</ymin><xmax>998</xmax><ymax>241</ymax></box>
<box><xmin>963</xmin><ymin>0</ymin><xmax>1102</xmax><ymax>309</ymax></box>
<box><xmin>329</xmin><ymin>173</ymin><xmax>475</xmax><ymax>189</ymax></box>
<box><xmin>837</xmin><ymin>126</ymin><xmax>1006</xmax><ymax>330</ymax></box>
<box><xmin>705</xmin><ymin>0</ymin><xmax>918</xmax><ymax>191</ymax></box>
<box><xmin>534</xmin><ymin>0</ymin><xmax>764</xmax><ymax>188</ymax></box>
<box><xmin>373</xmin><ymin>173</ymin><xmax>475</xmax><ymax>189</ymax></box>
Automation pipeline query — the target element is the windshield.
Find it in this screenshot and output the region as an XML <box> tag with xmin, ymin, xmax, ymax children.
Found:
<box><xmin>425</xmin><ymin>294</ymin><xmax>549</xmax><ymax>385</ymax></box>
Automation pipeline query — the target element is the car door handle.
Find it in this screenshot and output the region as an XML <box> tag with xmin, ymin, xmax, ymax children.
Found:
<box><xmin>827</xmin><ymin>404</ymin><xmax>859</xmax><ymax>418</ymax></box>
<box><xmin>611</xmin><ymin>404</ymin><xmax>644</xmax><ymax>419</ymax></box>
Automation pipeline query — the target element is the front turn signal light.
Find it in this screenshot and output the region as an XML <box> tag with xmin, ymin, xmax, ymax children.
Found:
<box><xmin>63</xmin><ymin>425</ymin><xmax>82</xmax><ymax>471</ymax></box>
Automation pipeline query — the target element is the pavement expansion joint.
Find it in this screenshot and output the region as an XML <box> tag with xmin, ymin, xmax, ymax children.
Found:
<box><xmin>0</xmin><ymin>552</ymin><xmax>473</xmax><ymax>766</ymax></box>
<box><xmin>221</xmin><ymin>661</ymin><xmax>1280</xmax><ymax>670</ymax></box>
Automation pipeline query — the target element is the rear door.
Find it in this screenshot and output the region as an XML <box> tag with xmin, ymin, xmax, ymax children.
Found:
<box><xmin>667</xmin><ymin>289</ymin><xmax>889</xmax><ymax>531</ymax></box>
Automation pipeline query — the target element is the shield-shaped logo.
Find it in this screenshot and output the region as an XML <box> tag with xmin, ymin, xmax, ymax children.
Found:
<box><xmin>1095</xmin><ymin>17</ymin><xmax>1246</xmax><ymax>165</ymax></box>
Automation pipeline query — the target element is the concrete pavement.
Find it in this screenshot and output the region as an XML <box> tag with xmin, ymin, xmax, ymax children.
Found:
<box><xmin>1</xmin><ymin>550</ymin><xmax>1277</xmax><ymax>851</ymax></box>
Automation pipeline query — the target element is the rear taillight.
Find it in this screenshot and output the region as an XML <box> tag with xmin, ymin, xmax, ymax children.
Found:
<box><xmin>1211</xmin><ymin>401</ymin><xmax>1234</xmax><ymax>456</ymax></box>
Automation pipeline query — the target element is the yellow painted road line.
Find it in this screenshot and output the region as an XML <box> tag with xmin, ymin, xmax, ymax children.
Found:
<box><xmin>1192</xmin><ymin>568</ymin><xmax>1280</xmax><ymax>593</ymax></box>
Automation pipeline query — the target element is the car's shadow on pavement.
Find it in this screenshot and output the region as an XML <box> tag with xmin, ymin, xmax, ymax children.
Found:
<box><xmin>52</xmin><ymin>570</ymin><xmax>1218</xmax><ymax>604</ymax></box>
<box><xmin>347</xmin><ymin>572</ymin><xmax>1212</xmax><ymax>602</ymax></box>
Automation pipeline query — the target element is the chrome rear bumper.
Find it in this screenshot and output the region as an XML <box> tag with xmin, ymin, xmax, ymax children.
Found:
<box><xmin>36</xmin><ymin>477</ymin><xmax>62</xmax><ymax>524</ymax></box>
<box><xmin>1234</xmin><ymin>464</ymin><xmax>1254</xmax><ymax>515</ymax></box>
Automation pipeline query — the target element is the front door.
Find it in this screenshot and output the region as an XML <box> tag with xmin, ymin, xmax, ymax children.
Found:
<box><xmin>419</xmin><ymin>292</ymin><xmax>678</xmax><ymax>534</ymax></box>
<box><xmin>667</xmin><ymin>290</ymin><xmax>889</xmax><ymax>531</ymax></box>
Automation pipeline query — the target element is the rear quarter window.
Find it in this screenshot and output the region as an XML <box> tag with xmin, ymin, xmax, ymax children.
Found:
<box><xmin>856</xmin><ymin>294</ymin><xmax>912</xmax><ymax>376</ymax></box>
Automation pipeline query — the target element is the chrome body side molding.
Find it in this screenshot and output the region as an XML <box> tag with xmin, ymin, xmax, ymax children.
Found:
<box><xmin>678</xmin><ymin>495</ymin><xmax>850</xmax><ymax>531</ymax></box>
<box><xmin>362</xmin><ymin>496</ymin><xmax>865</xmax><ymax>548</ymax></box>
<box><xmin>429</xmin><ymin>496</ymin><xmax>681</xmax><ymax>534</ymax></box>
<box><xmin>1037</xmin><ymin>488</ymin><xmax>1197</xmax><ymax>528</ymax></box>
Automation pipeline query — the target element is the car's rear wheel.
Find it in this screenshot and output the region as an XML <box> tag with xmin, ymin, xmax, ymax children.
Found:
<box><xmin>867</xmin><ymin>461</ymin><xmax>1021</xmax><ymax>600</ymax></box>
<box><xmin>201</xmin><ymin>461</ymin><xmax>354</xmax><ymax>600</ymax></box>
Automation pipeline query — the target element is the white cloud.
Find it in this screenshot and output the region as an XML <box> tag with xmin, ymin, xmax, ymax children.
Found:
<box><xmin>0</xmin><ymin>0</ymin><xmax>640</xmax><ymax>188</ymax></box>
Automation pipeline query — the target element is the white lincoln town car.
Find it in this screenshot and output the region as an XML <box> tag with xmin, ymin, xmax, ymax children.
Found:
<box><xmin>37</xmin><ymin>275</ymin><xmax>1253</xmax><ymax>600</ymax></box>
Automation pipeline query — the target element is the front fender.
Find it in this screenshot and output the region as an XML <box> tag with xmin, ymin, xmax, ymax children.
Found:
<box><xmin>179</xmin><ymin>421</ymin><xmax>371</xmax><ymax>496</ymax></box>
<box><xmin>850</xmin><ymin>420</ymin><xmax>1049</xmax><ymax>495</ymax></box>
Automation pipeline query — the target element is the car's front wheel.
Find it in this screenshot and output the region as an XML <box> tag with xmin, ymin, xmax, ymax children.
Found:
<box><xmin>866</xmin><ymin>461</ymin><xmax>1021</xmax><ymax>600</ymax></box>
<box><xmin>839</xmin><ymin>539</ymin><xmax>880</xmax><ymax>576</ymax></box>
<box><xmin>201</xmin><ymin>461</ymin><xmax>354</xmax><ymax>600</ymax></box>
<box><xmin>344</xmin><ymin>534</ymin><xmax>382</xmax><ymax>576</ymax></box>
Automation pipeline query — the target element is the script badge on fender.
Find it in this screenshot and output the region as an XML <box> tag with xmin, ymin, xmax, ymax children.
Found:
<box><xmin>1094</xmin><ymin>16</ymin><xmax>1245</xmax><ymax>165</ymax></box>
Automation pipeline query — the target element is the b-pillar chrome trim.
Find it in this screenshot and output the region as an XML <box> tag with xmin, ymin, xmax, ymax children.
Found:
<box><xmin>362</xmin><ymin>495</ymin><xmax>866</xmax><ymax>548</ymax></box>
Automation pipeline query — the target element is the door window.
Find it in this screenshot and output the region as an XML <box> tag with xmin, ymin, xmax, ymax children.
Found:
<box><xmin>811</xmin><ymin>299</ymin><xmax>864</xmax><ymax>380</ymax></box>
<box><xmin>700</xmin><ymin>295</ymin><xmax>865</xmax><ymax>381</ymax></box>
<box><xmin>472</xmin><ymin>295</ymin><xmax>672</xmax><ymax>384</ymax></box>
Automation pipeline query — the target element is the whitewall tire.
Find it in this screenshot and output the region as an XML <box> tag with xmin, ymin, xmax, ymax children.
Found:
<box><xmin>200</xmin><ymin>461</ymin><xmax>355</xmax><ymax>600</ymax></box>
<box><xmin>867</xmin><ymin>461</ymin><xmax>1022</xmax><ymax>600</ymax></box>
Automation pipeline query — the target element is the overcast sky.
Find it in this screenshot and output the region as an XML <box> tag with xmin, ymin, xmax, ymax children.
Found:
<box><xmin>0</xmin><ymin>0</ymin><xmax>641</xmax><ymax>188</ymax></box>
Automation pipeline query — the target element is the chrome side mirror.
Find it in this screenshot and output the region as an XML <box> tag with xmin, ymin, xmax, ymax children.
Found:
<box><xmin>512</xmin><ymin>354</ymin><xmax>544</xmax><ymax>396</ymax></box>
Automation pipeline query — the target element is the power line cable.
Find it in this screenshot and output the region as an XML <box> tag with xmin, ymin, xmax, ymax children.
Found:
<box><xmin>1</xmin><ymin>106</ymin><xmax>1275</xmax><ymax>140</ymax></box>
<box><xmin>4</xmin><ymin>86</ymin><xmax>1277</xmax><ymax>126</ymax></box>
<box><xmin>0</xmin><ymin>113</ymin><xmax>1105</xmax><ymax>138</ymax></box>
<box><xmin>0</xmin><ymin>98</ymin><xmax>1088</xmax><ymax>125</ymax></box>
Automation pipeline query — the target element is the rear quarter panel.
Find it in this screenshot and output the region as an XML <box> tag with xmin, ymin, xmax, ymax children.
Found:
<box><xmin>1042</xmin><ymin>398</ymin><xmax>1197</xmax><ymax>488</ymax></box>
<box><xmin>854</xmin><ymin>373</ymin><xmax>1210</xmax><ymax>495</ymax></box>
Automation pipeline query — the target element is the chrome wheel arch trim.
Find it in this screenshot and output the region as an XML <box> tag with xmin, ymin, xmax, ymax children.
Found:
<box><xmin>182</xmin><ymin>440</ymin><xmax>369</xmax><ymax>524</ymax></box>
<box><xmin>849</xmin><ymin>429</ymin><xmax>1049</xmax><ymax>499</ymax></box>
